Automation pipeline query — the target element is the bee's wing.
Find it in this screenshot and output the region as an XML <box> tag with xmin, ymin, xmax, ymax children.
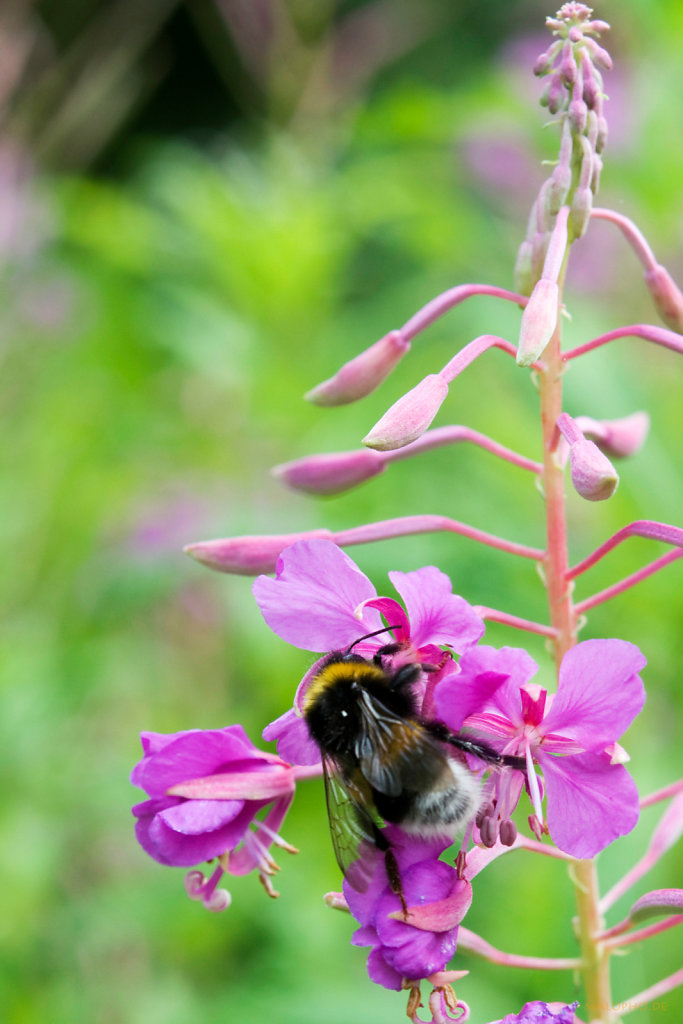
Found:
<box><xmin>354</xmin><ymin>689</ymin><xmax>446</xmax><ymax>797</ymax></box>
<box><xmin>322</xmin><ymin>756</ymin><xmax>383</xmax><ymax>893</ymax></box>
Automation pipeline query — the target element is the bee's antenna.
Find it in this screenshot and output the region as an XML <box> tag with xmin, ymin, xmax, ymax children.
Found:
<box><xmin>345</xmin><ymin>625</ymin><xmax>402</xmax><ymax>655</ymax></box>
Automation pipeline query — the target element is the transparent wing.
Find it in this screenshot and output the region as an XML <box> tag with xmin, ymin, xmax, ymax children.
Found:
<box><xmin>322</xmin><ymin>756</ymin><xmax>383</xmax><ymax>893</ymax></box>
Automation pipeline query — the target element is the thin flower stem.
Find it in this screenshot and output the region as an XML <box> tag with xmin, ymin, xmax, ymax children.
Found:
<box><xmin>617</xmin><ymin>967</ymin><xmax>683</xmax><ymax>1015</ymax></box>
<box><xmin>331</xmin><ymin>516</ymin><xmax>545</xmax><ymax>560</ymax></box>
<box><xmin>471</xmin><ymin>606</ymin><xmax>557</xmax><ymax>638</ymax></box>
<box><xmin>457</xmin><ymin>927</ymin><xmax>583</xmax><ymax>971</ymax></box>
<box><xmin>513</xmin><ymin>835</ymin><xmax>575</xmax><ymax>861</ymax></box>
<box><xmin>640</xmin><ymin>779</ymin><xmax>683</xmax><ymax>809</ymax></box>
<box><xmin>400</xmin><ymin>284</ymin><xmax>528</xmax><ymax>342</ymax></box>
<box><xmin>574</xmin><ymin>549</ymin><xmax>683</xmax><ymax>614</ymax></box>
<box><xmin>590</xmin><ymin>208</ymin><xmax>657</xmax><ymax>269</ymax></box>
<box><xmin>600</xmin><ymin>789</ymin><xmax>683</xmax><ymax>913</ymax></box>
<box><xmin>563</xmin><ymin>324</ymin><xmax>683</xmax><ymax>361</ymax></box>
<box><xmin>439</xmin><ymin>334</ymin><xmax>545</xmax><ymax>384</ymax></box>
<box><xmin>601</xmin><ymin>915</ymin><xmax>683</xmax><ymax>951</ymax></box>
<box><xmin>383</xmin><ymin>425</ymin><xmax>543</xmax><ymax>473</ymax></box>
<box><xmin>566</xmin><ymin>520</ymin><xmax>683</xmax><ymax>580</ymax></box>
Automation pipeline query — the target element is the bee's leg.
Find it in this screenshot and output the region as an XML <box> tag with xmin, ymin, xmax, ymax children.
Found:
<box><xmin>426</xmin><ymin>721</ymin><xmax>527</xmax><ymax>772</ymax></box>
<box><xmin>371</xmin><ymin>824</ymin><xmax>408</xmax><ymax>917</ymax></box>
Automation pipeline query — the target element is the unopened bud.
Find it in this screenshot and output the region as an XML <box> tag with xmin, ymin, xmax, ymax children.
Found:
<box><xmin>644</xmin><ymin>264</ymin><xmax>683</xmax><ymax>333</ymax></box>
<box><xmin>305</xmin><ymin>330</ymin><xmax>410</xmax><ymax>406</ymax></box>
<box><xmin>568</xmin><ymin>97</ymin><xmax>588</xmax><ymax>134</ymax></box>
<box><xmin>272</xmin><ymin>448</ymin><xmax>385</xmax><ymax>495</ymax></box>
<box><xmin>513</xmin><ymin>240</ymin><xmax>534</xmax><ymax>296</ymax></box>
<box><xmin>569</xmin><ymin>437</ymin><xmax>619</xmax><ymax>501</ymax></box>
<box><xmin>362</xmin><ymin>374</ymin><xmax>449</xmax><ymax>451</ymax></box>
<box><xmin>184</xmin><ymin>529</ymin><xmax>333</xmax><ymax>575</ymax></box>
<box><xmin>576</xmin><ymin>411</ymin><xmax>650</xmax><ymax>458</ymax></box>
<box><xmin>516</xmin><ymin>278</ymin><xmax>559</xmax><ymax>366</ymax></box>
<box><xmin>568</xmin><ymin>186</ymin><xmax>593</xmax><ymax>238</ymax></box>
<box><xmin>547</xmin><ymin>164</ymin><xmax>572</xmax><ymax>216</ymax></box>
<box><xmin>559</xmin><ymin>40</ymin><xmax>577</xmax><ymax>85</ymax></box>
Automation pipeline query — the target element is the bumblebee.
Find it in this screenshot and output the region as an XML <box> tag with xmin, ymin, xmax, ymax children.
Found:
<box><xmin>302</xmin><ymin>627</ymin><xmax>526</xmax><ymax>912</ymax></box>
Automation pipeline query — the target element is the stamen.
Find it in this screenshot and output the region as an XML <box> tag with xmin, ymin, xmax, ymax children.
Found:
<box><xmin>525</xmin><ymin>741</ymin><xmax>544</xmax><ymax>822</ymax></box>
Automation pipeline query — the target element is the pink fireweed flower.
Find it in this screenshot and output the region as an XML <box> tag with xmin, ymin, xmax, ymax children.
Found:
<box><xmin>434</xmin><ymin>639</ymin><xmax>646</xmax><ymax>859</ymax></box>
<box><xmin>131</xmin><ymin>725</ymin><xmax>300</xmax><ymax>907</ymax></box>
<box><xmin>344</xmin><ymin>828</ymin><xmax>469</xmax><ymax>991</ymax></box>
<box><xmin>253</xmin><ymin>539</ymin><xmax>485</xmax><ymax>763</ymax></box>
<box><xmin>574</xmin><ymin>411</ymin><xmax>650</xmax><ymax>459</ymax></box>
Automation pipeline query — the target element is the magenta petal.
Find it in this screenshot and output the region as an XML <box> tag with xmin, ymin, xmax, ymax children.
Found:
<box><xmin>435</xmin><ymin>669</ymin><xmax>513</xmax><ymax>732</ymax></box>
<box><xmin>448</xmin><ymin>645</ymin><xmax>538</xmax><ymax>728</ymax></box>
<box><xmin>542</xmin><ymin>639</ymin><xmax>646</xmax><ymax>749</ymax></box>
<box><xmin>262</xmin><ymin>708</ymin><xmax>321</xmax><ymax>766</ymax></box>
<box><xmin>388</xmin><ymin>567</ymin><xmax>484</xmax><ymax>652</ymax></box>
<box><xmin>159</xmin><ymin>798</ymin><xmax>244</xmax><ymax>835</ymax></box>
<box><xmin>366</xmin><ymin>946</ymin><xmax>403</xmax><ymax>991</ymax></box>
<box><xmin>132</xmin><ymin>728</ymin><xmax>258</xmax><ymax>796</ymax></box>
<box><xmin>541</xmin><ymin>750</ymin><xmax>639</xmax><ymax>858</ymax></box>
<box><xmin>252</xmin><ymin>539</ymin><xmax>382</xmax><ymax>651</ymax></box>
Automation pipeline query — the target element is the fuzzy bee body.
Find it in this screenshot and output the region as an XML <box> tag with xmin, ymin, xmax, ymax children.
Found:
<box><xmin>302</xmin><ymin>637</ymin><xmax>524</xmax><ymax>907</ymax></box>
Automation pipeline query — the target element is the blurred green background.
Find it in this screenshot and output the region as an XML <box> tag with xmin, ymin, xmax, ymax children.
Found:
<box><xmin>1</xmin><ymin>0</ymin><xmax>681</xmax><ymax>1021</ymax></box>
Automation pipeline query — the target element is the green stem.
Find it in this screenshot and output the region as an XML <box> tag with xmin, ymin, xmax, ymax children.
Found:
<box><xmin>537</xmin><ymin>266</ymin><xmax>614</xmax><ymax>1022</ymax></box>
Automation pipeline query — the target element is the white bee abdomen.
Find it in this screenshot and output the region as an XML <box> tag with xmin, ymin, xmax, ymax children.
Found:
<box><xmin>401</xmin><ymin>758</ymin><xmax>481</xmax><ymax>838</ymax></box>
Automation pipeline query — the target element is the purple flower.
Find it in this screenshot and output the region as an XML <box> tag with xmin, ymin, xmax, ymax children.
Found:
<box><xmin>131</xmin><ymin>725</ymin><xmax>298</xmax><ymax>908</ymax></box>
<box><xmin>343</xmin><ymin>829</ymin><xmax>470</xmax><ymax>991</ymax></box>
<box><xmin>253</xmin><ymin>538</ymin><xmax>484</xmax><ymax>763</ymax></box>
<box><xmin>435</xmin><ymin>639</ymin><xmax>646</xmax><ymax>858</ymax></box>
<box><xmin>492</xmin><ymin>1002</ymin><xmax>579</xmax><ymax>1024</ymax></box>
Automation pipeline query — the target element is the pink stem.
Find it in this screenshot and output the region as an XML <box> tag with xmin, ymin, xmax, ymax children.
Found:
<box><xmin>471</xmin><ymin>605</ymin><xmax>557</xmax><ymax>638</ymax></box>
<box><xmin>332</xmin><ymin>516</ymin><xmax>545</xmax><ymax>560</ymax></box>
<box><xmin>590</xmin><ymin>207</ymin><xmax>658</xmax><ymax>269</ymax></box>
<box><xmin>602</xmin><ymin>915</ymin><xmax>683</xmax><ymax>951</ymax></box>
<box><xmin>574</xmin><ymin>549</ymin><xmax>683</xmax><ymax>614</ymax></box>
<box><xmin>563</xmin><ymin>324</ymin><xmax>683</xmax><ymax>361</ymax></box>
<box><xmin>457</xmin><ymin>927</ymin><xmax>582</xmax><ymax>971</ymax></box>
<box><xmin>400</xmin><ymin>285</ymin><xmax>528</xmax><ymax>341</ymax></box>
<box><xmin>513</xmin><ymin>835</ymin><xmax>574</xmax><ymax>861</ymax></box>
<box><xmin>640</xmin><ymin>779</ymin><xmax>683</xmax><ymax>809</ymax></box>
<box><xmin>383</xmin><ymin>425</ymin><xmax>543</xmax><ymax>473</ymax></box>
<box><xmin>567</xmin><ymin>520</ymin><xmax>683</xmax><ymax>579</ymax></box>
<box><xmin>600</xmin><ymin>788</ymin><xmax>683</xmax><ymax>913</ymax></box>
<box><xmin>438</xmin><ymin>334</ymin><xmax>544</xmax><ymax>383</ymax></box>
<box><xmin>617</xmin><ymin>967</ymin><xmax>683</xmax><ymax>1016</ymax></box>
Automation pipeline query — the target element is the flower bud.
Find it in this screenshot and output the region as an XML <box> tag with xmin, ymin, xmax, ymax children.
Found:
<box><xmin>568</xmin><ymin>96</ymin><xmax>588</xmax><ymax>134</ymax></box>
<box><xmin>568</xmin><ymin>186</ymin><xmax>592</xmax><ymax>238</ymax></box>
<box><xmin>569</xmin><ymin>437</ymin><xmax>619</xmax><ymax>501</ymax></box>
<box><xmin>513</xmin><ymin>240</ymin><xmax>534</xmax><ymax>296</ymax></box>
<box><xmin>546</xmin><ymin>164</ymin><xmax>572</xmax><ymax>216</ymax></box>
<box><xmin>305</xmin><ymin>330</ymin><xmax>410</xmax><ymax>406</ymax></box>
<box><xmin>184</xmin><ymin>529</ymin><xmax>333</xmax><ymax>575</ymax></box>
<box><xmin>362</xmin><ymin>374</ymin><xmax>449</xmax><ymax>451</ymax></box>
<box><xmin>576</xmin><ymin>411</ymin><xmax>650</xmax><ymax>458</ymax></box>
<box><xmin>644</xmin><ymin>264</ymin><xmax>683</xmax><ymax>333</ymax></box>
<box><xmin>516</xmin><ymin>278</ymin><xmax>558</xmax><ymax>366</ymax></box>
<box><xmin>272</xmin><ymin>448</ymin><xmax>385</xmax><ymax>495</ymax></box>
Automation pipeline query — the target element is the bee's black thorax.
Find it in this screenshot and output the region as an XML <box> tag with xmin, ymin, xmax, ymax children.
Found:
<box><xmin>303</xmin><ymin>652</ymin><xmax>418</xmax><ymax>758</ymax></box>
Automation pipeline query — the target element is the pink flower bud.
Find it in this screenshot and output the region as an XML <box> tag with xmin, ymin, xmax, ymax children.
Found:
<box><xmin>576</xmin><ymin>411</ymin><xmax>650</xmax><ymax>458</ymax></box>
<box><xmin>184</xmin><ymin>529</ymin><xmax>333</xmax><ymax>575</ymax></box>
<box><xmin>568</xmin><ymin>96</ymin><xmax>588</xmax><ymax>134</ymax></box>
<box><xmin>305</xmin><ymin>330</ymin><xmax>410</xmax><ymax>406</ymax></box>
<box><xmin>513</xmin><ymin>240</ymin><xmax>534</xmax><ymax>296</ymax></box>
<box><xmin>644</xmin><ymin>264</ymin><xmax>683</xmax><ymax>333</ymax></box>
<box><xmin>516</xmin><ymin>278</ymin><xmax>558</xmax><ymax>366</ymax></box>
<box><xmin>362</xmin><ymin>374</ymin><xmax>449</xmax><ymax>451</ymax></box>
<box><xmin>569</xmin><ymin>438</ymin><xmax>619</xmax><ymax>501</ymax></box>
<box><xmin>557</xmin><ymin>412</ymin><xmax>619</xmax><ymax>500</ymax></box>
<box><xmin>547</xmin><ymin>164</ymin><xmax>572</xmax><ymax>216</ymax></box>
<box><xmin>272</xmin><ymin>448</ymin><xmax>385</xmax><ymax>495</ymax></box>
<box><xmin>568</xmin><ymin>186</ymin><xmax>592</xmax><ymax>238</ymax></box>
